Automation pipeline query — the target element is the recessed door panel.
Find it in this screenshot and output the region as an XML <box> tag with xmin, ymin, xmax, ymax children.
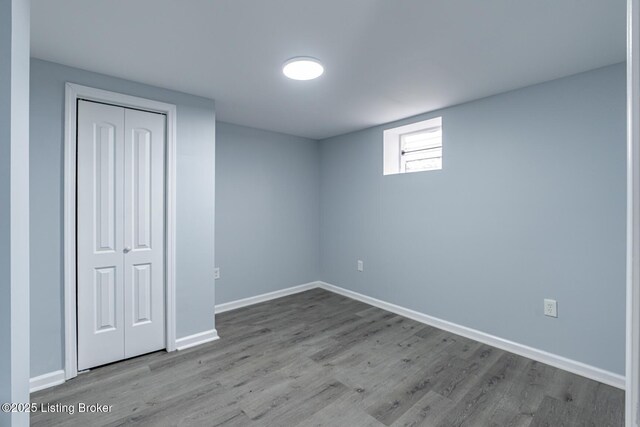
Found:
<box><xmin>94</xmin><ymin>124</ymin><xmax>117</xmax><ymax>253</ymax></box>
<box><xmin>95</xmin><ymin>267</ymin><xmax>117</xmax><ymax>332</ymax></box>
<box><xmin>132</xmin><ymin>128</ymin><xmax>152</xmax><ymax>250</ymax></box>
<box><xmin>132</xmin><ymin>263</ymin><xmax>152</xmax><ymax>325</ymax></box>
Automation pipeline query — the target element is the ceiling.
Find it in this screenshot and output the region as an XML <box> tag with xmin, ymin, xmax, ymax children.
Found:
<box><xmin>31</xmin><ymin>0</ymin><xmax>625</xmax><ymax>140</ymax></box>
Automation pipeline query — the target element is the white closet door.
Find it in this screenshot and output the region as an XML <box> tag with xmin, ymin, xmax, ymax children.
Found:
<box><xmin>123</xmin><ymin>108</ymin><xmax>165</xmax><ymax>358</ymax></box>
<box><xmin>77</xmin><ymin>101</ymin><xmax>166</xmax><ymax>370</ymax></box>
<box><xmin>77</xmin><ymin>101</ymin><xmax>126</xmax><ymax>370</ymax></box>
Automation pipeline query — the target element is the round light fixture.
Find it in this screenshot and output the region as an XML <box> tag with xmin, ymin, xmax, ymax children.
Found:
<box><xmin>282</xmin><ymin>57</ymin><xmax>324</xmax><ymax>80</ymax></box>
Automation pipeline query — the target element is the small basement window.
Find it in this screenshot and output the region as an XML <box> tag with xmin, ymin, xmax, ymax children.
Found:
<box><xmin>383</xmin><ymin>117</ymin><xmax>442</xmax><ymax>175</ymax></box>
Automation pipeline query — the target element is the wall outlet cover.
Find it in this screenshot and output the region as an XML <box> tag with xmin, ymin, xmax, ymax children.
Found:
<box><xmin>357</xmin><ymin>260</ymin><xmax>364</xmax><ymax>272</ymax></box>
<box><xmin>214</xmin><ymin>268</ymin><xmax>220</xmax><ymax>280</ymax></box>
<box><xmin>544</xmin><ymin>298</ymin><xmax>557</xmax><ymax>317</ymax></box>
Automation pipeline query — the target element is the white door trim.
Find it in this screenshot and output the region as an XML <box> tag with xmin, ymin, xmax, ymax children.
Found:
<box><xmin>64</xmin><ymin>83</ymin><xmax>178</xmax><ymax>380</ymax></box>
<box><xmin>627</xmin><ymin>0</ymin><xmax>640</xmax><ymax>425</ymax></box>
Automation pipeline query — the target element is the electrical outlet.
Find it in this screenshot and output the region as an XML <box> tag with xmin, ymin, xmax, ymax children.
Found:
<box><xmin>357</xmin><ymin>260</ymin><xmax>364</xmax><ymax>272</ymax></box>
<box><xmin>214</xmin><ymin>268</ymin><xmax>220</xmax><ymax>280</ymax></box>
<box><xmin>544</xmin><ymin>299</ymin><xmax>557</xmax><ymax>317</ymax></box>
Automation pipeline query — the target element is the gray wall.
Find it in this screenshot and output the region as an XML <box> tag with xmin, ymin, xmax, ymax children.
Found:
<box><xmin>1</xmin><ymin>0</ymin><xmax>30</xmax><ymax>425</ymax></box>
<box><xmin>319</xmin><ymin>63</ymin><xmax>627</xmax><ymax>374</ymax></box>
<box><xmin>30</xmin><ymin>59</ymin><xmax>216</xmax><ymax>378</ymax></box>
<box><xmin>215</xmin><ymin>122</ymin><xmax>320</xmax><ymax>304</ymax></box>
<box><xmin>28</xmin><ymin>59</ymin><xmax>627</xmax><ymax>379</ymax></box>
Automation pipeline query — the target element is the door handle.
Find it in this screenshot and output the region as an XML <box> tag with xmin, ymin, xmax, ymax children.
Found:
<box><xmin>124</xmin><ymin>247</ymin><xmax>132</xmax><ymax>254</ymax></box>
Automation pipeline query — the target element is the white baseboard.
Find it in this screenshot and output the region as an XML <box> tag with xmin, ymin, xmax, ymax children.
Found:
<box><xmin>31</xmin><ymin>331</ymin><xmax>221</xmax><ymax>392</ymax></box>
<box><xmin>215</xmin><ymin>281</ymin><xmax>320</xmax><ymax>314</ymax></box>
<box><xmin>175</xmin><ymin>329</ymin><xmax>220</xmax><ymax>351</ymax></box>
<box><xmin>214</xmin><ymin>280</ymin><xmax>624</xmax><ymax>388</ymax></box>
<box><xmin>30</xmin><ymin>370</ymin><xmax>66</xmax><ymax>393</ymax></box>
<box><xmin>317</xmin><ymin>282</ymin><xmax>625</xmax><ymax>390</ymax></box>
<box><xmin>30</xmin><ymin>281</ymin><xmax>624</xmax><ymax>394</ymax></box>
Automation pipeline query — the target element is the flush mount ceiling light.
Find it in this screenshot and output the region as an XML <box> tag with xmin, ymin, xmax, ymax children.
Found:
<box><xmin>282</xmin><ymin>57</ymin><xmax>324</xmax><ymax>80</ymax></box>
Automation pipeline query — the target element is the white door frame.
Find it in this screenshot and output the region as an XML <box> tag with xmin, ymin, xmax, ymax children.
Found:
<box><xmin>628</xmin><ymin>0</ymin><xmax>640</xmax><ymax>424</ymax></box>
<box><xmin>63</xmin><ymin>83</ymin><xmax>177</xmax><ymax>380</ymax></box>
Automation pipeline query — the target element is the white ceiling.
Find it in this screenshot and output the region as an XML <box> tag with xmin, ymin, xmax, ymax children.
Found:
<box><xmin>31</xmin><ymin>0</ymin><xmax>625</xmax><ymax>140</ymax></box>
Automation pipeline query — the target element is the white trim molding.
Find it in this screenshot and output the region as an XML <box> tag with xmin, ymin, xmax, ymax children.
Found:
<box><xmin>215</xmin><ymin>281</ymin><xmax>320</xmax><ymax>313</ymax></box>
<box><xmin>316</xmin><ymin>282</ymin><xmax>625</xmax><ymax>390</ymax></box>
<box><xmin>63</xmin><ymin>83</ymin><xmax>178</xmax><ymax>381</ymax></box>
<box><xmin>175</xmin><ymin>330</ymin><xmax>220</xmax><ymax>351</ymax></box>
<box><xmin>627</xmin><ymin>0</ymin><xmax>640</xmax><ymax>424</ymax></box>
<box><xmin>30</xmin><ymin>370</ymin><xmax>66</xmax><ymax>393</ymax></box>
<box><xmin>213</xmin><ymin>280</ymin><xmax>624</xmax><ymax>389</ymax></box>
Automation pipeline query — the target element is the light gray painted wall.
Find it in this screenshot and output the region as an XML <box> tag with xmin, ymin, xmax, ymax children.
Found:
<box><xmin>215</xmin><ymin>122</ymin><xmax>320</xmax><ymax>304</ymax></box>
<box><xmin>30</xmin><ymin>59</ymin><xmax>216</xmax><ymax>378</ymax></box>
<box><xmin>1</xmin><ymin>0</ymin><xmax>30</xmax><ymax>425</ymax></box>
<box><xmin>28</xmin><ymin>59</ymin><xmax>627</xmax><ymax>380</ymax></box>
<box><xmin>319</xmin><ymin>63</ymin><xmax>627</xmax><ymax>374</ymax></box>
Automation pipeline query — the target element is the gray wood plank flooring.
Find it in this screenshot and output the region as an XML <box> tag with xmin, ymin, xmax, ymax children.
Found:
<box><xmin>31</xmin><ymin>289</ymin><xmax>624</xmax><ymax>426</ymax></box>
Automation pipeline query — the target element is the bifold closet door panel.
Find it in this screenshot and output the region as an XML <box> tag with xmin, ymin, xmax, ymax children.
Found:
<box><xmin>77</xmin><ymin>100</ymin><xmax>126</xmax><ymax>371</ymax></box>
<box><xmin>77</xmin><ymin>101</ymin><xmax>166</xmax><ymax>370</ymax></box>
<box><xmin>122</xmin><ymin>108</ymin><xmax>166</xmax><ymax>358</ymax></box>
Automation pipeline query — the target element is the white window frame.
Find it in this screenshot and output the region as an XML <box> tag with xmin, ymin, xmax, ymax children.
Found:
<box><xmin>383</xmin><ymin>117</ymin><xmax>442</xmax><ymax>175</ymax></box>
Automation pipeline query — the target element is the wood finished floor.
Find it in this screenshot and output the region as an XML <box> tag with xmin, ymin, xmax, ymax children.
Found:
<box><xmin>31</xmin><ymin>288</ymin><xmax>624</xmax><ymax>426</ymax></box>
